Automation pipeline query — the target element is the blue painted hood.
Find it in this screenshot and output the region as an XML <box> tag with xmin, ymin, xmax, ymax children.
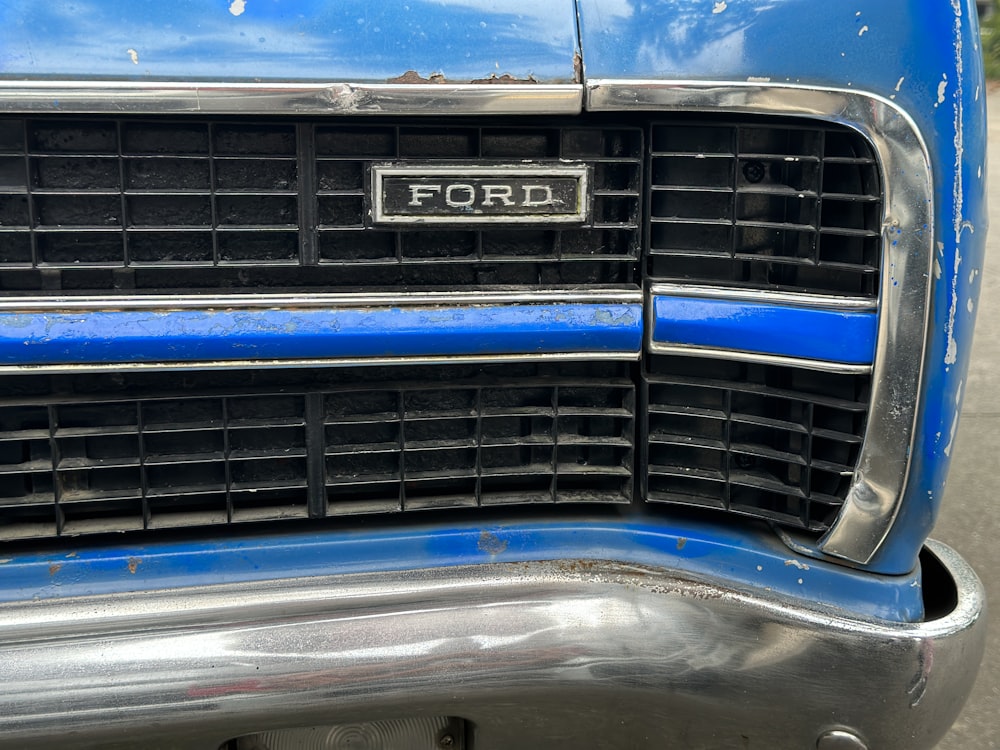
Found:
<box><xmin>0</xmin><ymin>0</ymin><xmax>580</xmax><ymax>83</ymax></box>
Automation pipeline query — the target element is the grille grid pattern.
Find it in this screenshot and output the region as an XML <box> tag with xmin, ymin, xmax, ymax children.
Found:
<box><xmin>643</xmin><ymin>355</ymin><xmax>869</xmax><ymax>531</ymax></box>
<box><xmin>0</xmin><ymin>116</ymin><xmax>883</xmax><ymax>543</ymax></box>
<box><xmin>0</xmin><ymin>118</ymin><xmax>641</xmax><ymax>294</ymax></box>
<box><xmin>647</xmin><ymin>122</ymin><xmax>881</xmax><ymax>297</ymax></box>
<box><xmin>0</xmin><ymin>362</ymin><xmax>634</xmax><ymax>540</ymax></box>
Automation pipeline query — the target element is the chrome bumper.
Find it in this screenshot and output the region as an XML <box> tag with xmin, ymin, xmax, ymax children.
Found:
<box><xmin>0</xmin><ymin>540</ymin><xmax>984</xmax><ymax>750</ymax></box>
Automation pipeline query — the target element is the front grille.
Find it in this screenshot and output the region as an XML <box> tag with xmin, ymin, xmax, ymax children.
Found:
<box><xmin>0</xmin><ymin>362</ymin><xmax>634</xmax><ymax>540</ymax></box>
<box><xmin>647</xmin><ymin>121</ymin><xmax>881</xmax><ymax>297</ymax></box>
<box><xmin>0</xmin><ymin>118</ymin><xmax>641</xmax><ymax>294</ymax></box>
<box><xmin>643</xmin><ymin>355</ymin><xmax>869</xmax><ymax>531</ymax></box>
<box><xmin>0</xmin><ymin>115</ymin><xmax>882</xmax><ymax>543</ymax></box>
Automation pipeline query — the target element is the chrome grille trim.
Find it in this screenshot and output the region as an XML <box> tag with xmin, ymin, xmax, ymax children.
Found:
<box><xmin>589</xmin><ymin>80</ymin><xmax>932</xmax><ymax>564</ymax></box>
<box><xmin>0</xmin><ymin>352</ymin><xmax>640</xmax><ymax>377</ymax></box>
<box><xmin>0</xmin><ymin>288</ymin><xmax>643</xmax><ymax>312</ymax></box>
<box><xmin>0</xmin><ymin>81</ymin><xmax>583</xmax><ymax>116</ymax></box>
<box><xmin>647</xmin><ymin>284</ymin><xmax>877</xmax><ymax>312</ymax></box>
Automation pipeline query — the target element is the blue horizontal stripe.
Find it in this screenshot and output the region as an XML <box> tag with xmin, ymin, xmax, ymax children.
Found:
<box><xmin>651</xmin><ymin>296</ymin><xmax>876</xmax><ymax>365</ymax></box>
<box><xmin>0</xmin><ymin>304</ymin><xmax>643</xmax><ymax>365</ymax></box>
<box><xmin>0</xmin><ymin>518</ymin><xmax>922</xmax><ymax>621</ymax></box>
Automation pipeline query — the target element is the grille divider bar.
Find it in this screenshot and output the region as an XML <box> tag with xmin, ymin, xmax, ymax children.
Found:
<box><xmin>815</xmin><ymin>129</ymin><xmax>826</xmax><ymax>268</ymax></box>
<box><xmin>723</xmin><ymin>389</ymin><xmax>733</xmax><ymax>511</ymax></box>
<box><xmin>47</xmin><ymin>404</ymin><xmax>62</xmax><ymax>536</ymax></box>
<box><xmin>802</xmin><ymin>401</ymin><xmax>815</xmax><ymax>528</ymax></box>
<box><xmin>474</xmin><ymin>386</ymin><xmax>484</xmax><ymax>506</ymax></box>
<box><xmin>116</xmin><ymin>120</ymin><xmax>129</xmax><ymax>268</ymax></box>
<box><xmin>208</xmin><ymin>122</ymin><xmax>220</xmax><ymax>266</ymax></box>
<box><xmin>223</xmin><ymin>398</ymin><xmax>234</xmax><ymax>524</ymax></box>
<box><xmin>304</xmin><ymin>392</ymin><xmax>328</xmax><ymax>519</ymax></box>
<box><xmin>730</xmin><ymin>125</ymin><xmax>739</xmax><ymax>260</ymax></box>
<box><xmin>296</xmin><ymin>123</ymin><xmax>319</xmax><ymax>266</ymax></box>
<box><xmin>137</xmin><ymin>401</ymin><xmax>150</xmax><ymax>528</ymax></box>
<box><xmin>550</xmin><ymin>385</ymin><xmax>559</xmax><ymax>502</ymax></box>
<box><xmin>23</xmin><ymin>119</ymin><xmax>39</xmax><ymax>270</ymax></box>
<box><xmin>397</xmin><ymin>390</ymin><xmax>406</xmax><ymax>511</ymax></box>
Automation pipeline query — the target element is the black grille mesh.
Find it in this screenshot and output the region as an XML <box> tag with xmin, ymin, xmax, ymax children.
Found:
<box><xmin>647</xmin><ymin>121</ymin><xmax>881</xmax><ymax>297</ymax></box>
<box><xmin>0</xmin><ymin>362</ymin><xmax>634</xmax><ymax>540</ymax></box>
<box><xmin>0</xmin><ymin>118</ymin><xmax>641</xmax><ymax>294</ymax></box>
<box><xmin>643</xmin><ymin>355</ymin><xmax>869</xmax><ymax>531</ymax></box>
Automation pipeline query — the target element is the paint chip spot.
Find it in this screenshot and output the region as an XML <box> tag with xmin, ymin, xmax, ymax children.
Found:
<box><xmin>967</xmin><ymin>298</ymin><xmax>974</xmax><ymax>313</ymax></box>
<box><xmin>944</xmin><ymin>382</ymin><xmax>963</xmax><ymax>456</ymax></box>
<box><xmin>784</xmin><ymin>559</ymin><xmax>810</xmax><ymax>571</ymax></box>
<box><xmin>797</xmin><ymin>578</ymin><xmax>804</xmax><ymax>585</ymax></box>
<box><xmin>127</xmin><ymin>557</ymin><xmax>141</xmax><ymax>574</ymax></box>
<box><xmin>229</xmin><ymin>0</ymin><xmax>246</xmax><ymax>16</ymax></box>
<box><xmin>858</xmin><ymin>25</ymin><xmax>869</xmax><ymax>36</ymax></box>
<box><xmin>895</xmin><ymin>76</ymin><xmax>905</xmax><ymax>92</ymax></box>
<box><xmin>746</xmin><ymin>76</ymin><xmax>770</xmax><ymax>83</ymax></box>
<box><xmin>756</xmin><ymin>565</ymin><xmax>763</xmax><ymax>571</ymax></box>
<box><xmin>127</xmin><ymin>48</ymin><xmax>139</xmax><ymax>65</ymax></box>
<box><xmin>712</xmin><ymin>1</ymin><xmax>727</xmax><ymax>13</ymax></box>
<box><xmin>676</xmin><ymin>537</ymin><xmax>687</xmax><ymax>550</ymax></box>
<box><xmin>48</xmin><ymin>563</ymin><xmax>62</xmax><ymax>576</ymax></box>
<box><xmin>935</xmin><ymin>74</ymin><xmax>948</xmax><ymax>108</ymax></box>
<box><xmin>477</xmin><ymin>530</ymin><xmax>508</xmax><ymax>555</ymax></box>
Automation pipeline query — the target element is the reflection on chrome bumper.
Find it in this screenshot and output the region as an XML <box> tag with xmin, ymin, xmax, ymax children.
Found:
<box><xmin>0</xmin><ymin>540</ymin><xmax>984</xmax><ymax>750</ymax></box>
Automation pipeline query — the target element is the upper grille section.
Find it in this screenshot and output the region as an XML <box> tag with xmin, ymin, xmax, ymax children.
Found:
<box><xmin>647</xmin><ymin>121</ymin><xmax>881</xmax><ymax>297</ymax></box>
<box><xmin>0</xmin><ymin>118</ymin><xmax>641</xmax><ymax>294</ymax></box>
<box><xmin>0</xmin><ymin>116</ymin><xmax>882</xmax><ymax>298</ymax></box>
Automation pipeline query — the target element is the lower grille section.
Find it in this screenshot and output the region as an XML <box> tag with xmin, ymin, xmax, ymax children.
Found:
<box><xmin>0</xmin><ymin>355</ymin><xmax>872</xmax><ymax>542</ymax></box>
<box><xmin>0</xmin><ymin>362</ymin><xmax>635</xmax><ymax>540</ymax></box>
<box><xmin>644</xmin><ymin>355</ymin><xmax>869</xmax><ymax>532</ymax></box>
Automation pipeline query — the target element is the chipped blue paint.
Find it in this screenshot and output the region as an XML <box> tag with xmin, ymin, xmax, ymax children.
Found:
<box><xmin>0</xmin><ymin>517</ymin><xmax>924</xmax><ymax>622</ymax></box>
<box><xmin>577</xmin><ymin>0</ymin><xmax>989</xmax><ymax>574</ymax></box>
<box><xmin>0</xmin><ymin>0</ymin><xmax>579</xmax><ymax>83</ymax></box>
<box><xmin>0</xmin><ymin>304</ymin><xmax>642</xmax><ymax>365</ymax></box>
<box><xmin>652</xmin><ymin>295</ymin><xmax>876</xmax><ymax>366</ymax></box>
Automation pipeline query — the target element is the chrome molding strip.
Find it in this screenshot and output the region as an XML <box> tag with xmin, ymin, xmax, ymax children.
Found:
<box><xmin>0</xmin><ymin>543</ymin><xmax>984</xmax><ymax>750</ymax></box>
<box><xmin>0</xmin><ymin>351</ymin><xmax>639</xmax><ymax>376</ymax></box>
<box><xmin>646</xmin><ymin>342</ymin><xmax>873</xmax><ymax>375</ymax></box>
<box><xmin>648</xmin><ymin>283</ymin><xmax>878</xmax><ymax>312</ymax></box>
<box><xmin>0</xmin><ymin>289</ymin><xmax>641</xmax><ymax>312</ymax></box>
<box><xmin>589</xmin><ymin>80</ymin><xmax>932</xmax><ymax>565</ymax></box>
<box><xmin>0</xmin><ymin>80</ymin><xmax>583</xmax><ymax>115</ymax></box>
<box><xmin>646</xmin><ymin>283</ymin><xmax>875</xmax><ymax>373</ymax></box>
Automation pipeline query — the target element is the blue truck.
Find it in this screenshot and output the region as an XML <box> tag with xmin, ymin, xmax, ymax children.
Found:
<box><xmin>0</xmin><ymin>1</ymin><xmax>988</xmax><ymax>748</ymax></box>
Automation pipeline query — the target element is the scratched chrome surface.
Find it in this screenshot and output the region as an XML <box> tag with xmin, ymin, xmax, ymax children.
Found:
<box><xmin>0</xmin><ymin>541</ymin><xmax>984</xmax><ymax>750</ymax></box>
